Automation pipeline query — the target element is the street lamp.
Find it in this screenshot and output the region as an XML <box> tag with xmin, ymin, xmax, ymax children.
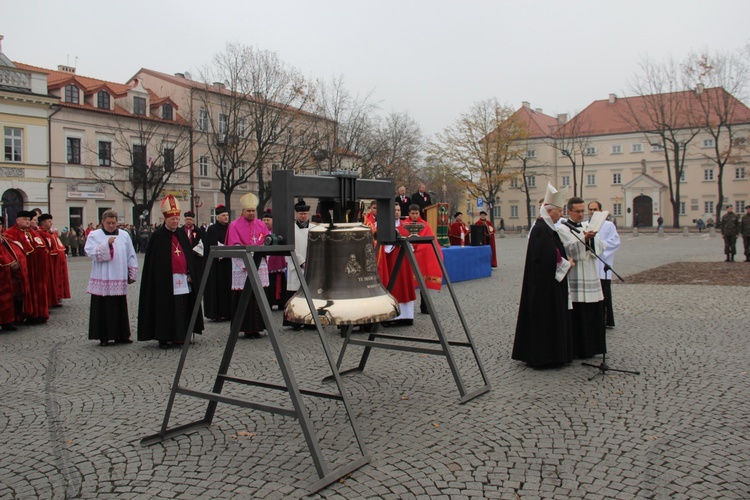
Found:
<box><xmin>193</xmin><ymin>194</ymin><xmax>201</xmax><ymax>223</ymax></box>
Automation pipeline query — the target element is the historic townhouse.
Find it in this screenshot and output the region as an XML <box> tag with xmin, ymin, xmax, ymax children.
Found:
<box><xmin>132</xmin><ymin>68</ymin><xmax>341</xmax><ymax>222</ymax></box>
<box><xmin>0</xmin><ymin>39</ymin><xmax>57</xmax><ymax>227</ymax></box>
<box><xmin>10</xmin><ymin>62</ymin><xmax>192</xmax><ymax>229</ymax></box>
<box><xmin>494</xmin><ymin>90</ymin><xmax>750</xmax><ymax>229</ymax></box>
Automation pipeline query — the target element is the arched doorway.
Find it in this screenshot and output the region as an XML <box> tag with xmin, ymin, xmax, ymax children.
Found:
<box><xmin>1</xmin><ymin>189</ymin><xmax>25</xmax><ymax>229</ymax></box>
<box><xmin>633</xmin><ymin>195</ymin><xmax>653</xmax><ymax>227</ymax></box>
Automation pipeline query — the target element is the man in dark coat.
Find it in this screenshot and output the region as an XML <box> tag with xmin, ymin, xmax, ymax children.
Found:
<box><xmin>410</xmin><ymin>183</ymin><xmax>433</xmax><ymax>220</ymax></box>
<box><xmin>182</xmin><ymin>210</ymin><xmax>205</xmax><ymax>250</ymax></box>
<box><xmin>138</xmin><ymin>195</ymin><xmax>204</xmax><ymax>348</ymax></box>
<box><xmin>395</xmin><ymin>186</ymin><xmax>411</xmax><ymax>215</ymax></box>
<box><xmin>512</xmin><ymin>184</ymin><xmax>574</xmax><ymax>369</ymax></box>
<box><xmin>203</xmin><ymin>204</ymin><xmax>231</xmax><ymax>320</ymax></box>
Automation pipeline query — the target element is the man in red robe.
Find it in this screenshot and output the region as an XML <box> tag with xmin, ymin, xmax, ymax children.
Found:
<box><xmin>448</xmin><ymin>212</ymin><xmax>470</xmax><ymax>247</ymax></box>
<box><xmin>363</xmin><ymin>200</ymin><xmax>378</xmax><ymax>241</ymax></box>
<box><xmin>406</xmin><ymin>204</ymin><xmax>443</xmax><ymax>313</ymax></box>
<box><xmin>473</xmin><ymin>210</ymin><xmax>497</xmax><ymax>268</ymax></box>
<box><xmin>3</xmin><ymin>211</ymin><xmax>48</xmax><ymax>323</ymax></box>
<box><xmin>37</xmin><ymin>214</ymin><xmax>71</xmax><ymax>305</ymax></box>
<box><xmin>378</xmin><ymin>205</ymin><xmax>417</xmax><ymax>326</ymax></box>
<box><xmin>0</xmin><ymin>223</ymin><xmax>27</xmax><ymax>331</ymax></box>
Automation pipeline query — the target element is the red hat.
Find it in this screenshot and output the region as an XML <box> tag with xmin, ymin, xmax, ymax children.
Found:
<box><xmin>160</xmin><ymin>195</ymin><xmax>181</xmax><ymax>218</ymax></box>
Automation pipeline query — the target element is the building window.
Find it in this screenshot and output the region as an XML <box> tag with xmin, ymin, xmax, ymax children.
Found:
<box><xmin>736</xmin><ymin>167</ymin><xmax>747</xmax><ymax>179</ymax></box>
<box><xmin>704</xmin><ymin>169</ymin><xmax>714</xmax><ymax>181</ymax></box>
<box><xmin>561</xmin><ymin>175</ymin><xmax>570</xmax><ymax>187</ymax></box>
<box><xmin>97</xmin><ymin>91</ymin><xmax>110</xmax><ymax>109</ymax></box>
<box><xmin>238</xmin><ymin>118</ymin><xmax>247</xmax><ymax>137</ymax></box>
<box><xmin>65</xmin><ymin>84</ymin><xmax>79</xmax><ymax>104</ymax></box>
<box><xmin>631</xmin><ymin>143</ymin><xmax>643</xmax><ymax>153</ymax></box>
<box><xmin>67</xmin><ymin>138</ymin><xmax>81</xmax><ymax>164</ymax></box>
<box><xmin>199</xmin><ymin>156</ymin><xmax>209</xmax><ymax>177</ymax></box>
<box><xmin>493</xmin><ymin>206</ymin><xmax>501</xmax><ymax>219</ymax></box>
<box><xmin>584</xmin><ymin>146</ymin><xmax>596</xmax><ymax>156</ymax></box>
<box><xmin>679</xmin><ymin>170</ymin><xmax>686</xmax><ymax>183</ymax></box>
<box><xmin>98</xmin><ymin>141</ymin><xmax>111</xmax><ymax>166</ymax></box>
<box><xmin>4</xmin><ymin>127</ymin><xmax>22</xmax><ymax>162</ymax></box>
<box><xmin>526</xmin><ymin>175</ymin><xmax>536</xmax><ymax>188</ymax></box>
<box><xmin>587</xmin><ymin>174</ymin><xmax>596</xmax><ymax>186</ymax></box>
<box><xmin>679</xmin><ymin>202</ymin><xmax>686</xmax><ymax>215</ymax></box>
<box><xmin>162</xmin><ymin>103</ymin><xmax>173</xmax><ymax>121</ymax></box>
<box><xmin>704</xmin><ymin>201</ymin><xmax>714</xmax><ymax>214</ymax></box>
<box><xmin>218</xmin><ymin>113</ymin><xmax>228</xmax><ymax>135</ymax></box>
<box><xmin>611</xmin><ymin>145</ymin><xmax>622</xmax><ymax>154</ymax></box>
<box><xmin>529</xmin><ymin>204</ymin><xmax>536</xmax><ymax>218</ymax></box>
<box><xmin>510</xmin><ymin>178</ymin><xmax>520</xmax><ymax>189</ymax></box>
<box><xmin>133</xmin><ymin>96</ymin><xmax>146</xmax><ymax>116</ymax></box>
<box><xmin>163</xmin><ymin>148</ymin><xmax>175</xmax><ymax>172</ymax></box>
<box><xmin>613</xmin><ymin>173</ymin><xmax>622</xmax><ymax>184</ymax></box>
<box><xmin>691</xmin><ymin>199</ymin><xmax>699</xmax><ymax>211</ymax></box>
<box><xmin>527</xmin><ymin>149</ymin><xmax>536</xmax><ymax>158</ymax></box>
<box><xmin>198</xmin><ymin>109</ymin><xmax>208</xmax><ymax>131</ymax></box>
<box><xmin>613</xmin><ymin>203</ymin><xmax>622</xmax><ymax>216</ymax></box>
<box><xmin>702</xmin><ymin>138</ymin><xmax>715</xmax><ymax>148</ymax></box>
<box><xmin>651</xmin><ymin>143</ymin><xmax>664</xmax><ymax>152</ymax></box>
<box><xmin>132</xmin><ymin>144</ymin><xmax>146</xmax><ymax>168</ymax></box>
<box><xmin>737</xmin><ymin>200</ymin><xmax>746</xmax><ymax>212</ymax></box>
<box><xmin>510</xmin><ymin>205</ymin><xmax>519</xmax><ymax>218</ymax></box>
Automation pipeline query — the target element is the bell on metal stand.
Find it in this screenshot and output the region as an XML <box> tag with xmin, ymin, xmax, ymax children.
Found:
<box><xmin>284</xmin><ymin>222</ymin><xmax>400</xmax><ymax>326</ymax></box>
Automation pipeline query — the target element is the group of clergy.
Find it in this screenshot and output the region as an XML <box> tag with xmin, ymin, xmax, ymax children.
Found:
<box><xmin>1</xmin><ymin>210</ymin><xmax>71</xmax><ymax>331</ymax></box>
<box><xmin>512</xmin><ymin>183</ymin><xmax>621</xmax><ymax>369</ymax></box>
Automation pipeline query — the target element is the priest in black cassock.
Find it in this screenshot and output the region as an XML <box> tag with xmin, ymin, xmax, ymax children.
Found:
<box><xmin>138</xmin><ymin>195</ymin><xmax>204</xmax><ymax>348</ymax></box>
<box><xmin>512</xmin><ymin>183</ymin><xmax>574</xmax><ymax>369</ymax></box>
<box><xmin>203</xmin><ymin>204</ymin><xmax>231</xmax><ymax>321</ymax></box>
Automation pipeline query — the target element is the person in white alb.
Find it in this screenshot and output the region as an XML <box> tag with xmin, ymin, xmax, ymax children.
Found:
<box><xmin>588</xmin><ymin>200</ymin><xmax>620</xmax><ymax>329</ymax></box>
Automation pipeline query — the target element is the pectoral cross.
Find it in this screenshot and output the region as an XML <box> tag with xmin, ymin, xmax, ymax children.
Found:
<box><xmin>252</xmin><ymin>234</ymin><xmax>258</xmax><ymax>244</ymax></box>
<box><xmin>174</xmin><ymin>247</ymin><xmax>181</xmax><ymax>256</ymax></box>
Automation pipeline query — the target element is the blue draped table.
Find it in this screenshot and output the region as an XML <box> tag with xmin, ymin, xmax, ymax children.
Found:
<box><xmin>441</xmin><ymin>245</ymin><xmax>492</xmax><ymax>283</ymax></box>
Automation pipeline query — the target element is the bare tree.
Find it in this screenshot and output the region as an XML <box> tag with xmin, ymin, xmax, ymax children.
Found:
<box><xmin>620</xmin><ymin>57</ymin><xmax>702</xmax><ymax>228</ymax></box>
<box><xmin>196</xmin><ymin>43</ymin><xmax>317</xmax><ymax>213</ymax></box>
<box><xmin>548</xmin><ymin>113</ymin><xmax>593</xmax><ymax>197</ymax></box>
<box><xmin>314</xmin><ymin>75</ymin><xmax>380</xmax><ymax>173</ymax></box>
<box><xmin>428</xmin><ymin>99</ymin><xmax>526</xmax><ymax>226</ymax></box>
<box><xmin>361</xmin><ymin>111</ymin><xmax>424</xmax><ymax>182</ymax></box>
<box><xmin>84</xmin><ymin>113</ymin><xmax>191</xmax><ymax>222</ymax></box>
<box><xmin>513</xmin><ymin>139</ymin><xmax>550</xmax><ymax>229</ymax></box>
<box><xmin>683</xmin><ymin>49</ymin><xmax>750</xmax><ymax>224</ymax></box>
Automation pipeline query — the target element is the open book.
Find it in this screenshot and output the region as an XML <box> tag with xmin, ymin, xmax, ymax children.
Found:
<box><xmin>586</xmin><ymin>210</ymin><xmax>609</xmax><ymax>233</ymax></box>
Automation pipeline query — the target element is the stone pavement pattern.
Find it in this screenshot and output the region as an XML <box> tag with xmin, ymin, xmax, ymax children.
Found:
<box><xmin>0</xmin><ymin>232</ymin><xmax>748</xmax><ymax>499</ymax></box>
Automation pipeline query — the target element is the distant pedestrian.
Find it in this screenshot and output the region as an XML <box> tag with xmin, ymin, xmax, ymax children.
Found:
<box><xmin>657</xmin><ymin>216</ymin><xmax>664</xmax><ymax>229</ymax></box>
<box><xmin>720</xmin><ymin>205</ymin><xmax>741</xmax><ymax>262</ymax></box>
<box><xmin>696</xmin><ymin>218</ymin><xmax>705</xmax><ymax>233</ymax></box>
<box><xmin>741</xmin><ymin>206</ymin><xmax>750</xmax><ymax>262</ymax></box>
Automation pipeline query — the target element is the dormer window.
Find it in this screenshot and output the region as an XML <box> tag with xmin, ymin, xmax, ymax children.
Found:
<box><xmin>162</xmin><ymin>103</ymin><xmax>173</xmax><ymax>121</ymax></box>
<box><xmin>133</xmin><ymin>96</ymin><xmax>146</xmax><ymax>116</ymax></box>
<box><xmin>97</xmin><ymin>91</ymin><xmax>110</xmax><ymax>110</ymax></box>
<box><xmin>65</xmin><ymin>84</ymin><xmax>79</xmax><ymax>104</ymax></box>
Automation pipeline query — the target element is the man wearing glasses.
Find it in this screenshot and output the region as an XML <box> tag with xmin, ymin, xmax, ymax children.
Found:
<box><xmin>558</xmin><ymin>197</ymin><xmax>606</xmax><ymax>360</ymax></box>
<box><xmin>588</xmin><ymin>201</ymin><xmax>620</xmax><ymax>329</ymax></box>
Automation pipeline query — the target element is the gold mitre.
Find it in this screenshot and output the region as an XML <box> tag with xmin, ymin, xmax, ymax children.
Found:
<box><xmin>160</xmin><ymin>194</ymin><xmax>181</xmax><ymax>217</ymax></box>
<box><xmin>239</xmin><ymin>193</ymin><xmax>259</xmax><ymax>210</ymax></box>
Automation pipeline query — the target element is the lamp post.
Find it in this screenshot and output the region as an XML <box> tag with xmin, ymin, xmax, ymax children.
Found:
<box><xmin>193</xmin><ymin>194</ymin><xmax>201</xmax><ymax>224</ymax></box>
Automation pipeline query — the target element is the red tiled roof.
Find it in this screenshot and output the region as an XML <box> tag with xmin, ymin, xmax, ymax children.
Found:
<box><xmin>513</xmin><ymin>106</ymin><xmax>561</xmax><ymax>139</ymax></box>
<box><xmin>559</xmin><ymin>87</ymin><xmax>750</xmax><ymax>137</ymax></box>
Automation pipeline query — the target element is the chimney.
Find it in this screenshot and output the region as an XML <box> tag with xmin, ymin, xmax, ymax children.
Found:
<box><xmin>58</xmin><ymin>64</ymin><xmax>76</xmax><ymax>74</ymax></box>
<box><xmin>174</xmin><ymin>72</ymin><xmax>185</xmax><ymax>78</ymax></box>
<box><xmin>522</xmin><ymin>101</ymin><xmax>531</xmax><ymax>109</ymax></box>
<box><xmin>557</xmin><ymin>113</ymin><xmax>568</xmax><ymax>124</ymax></box>
<box><xmin>696</xmin><ymin>83</ymin><xmax>704</xmax><ymax>95</ymax></box>
<box><xmin>213</xmin><ymin>81</ymin><xmax>225</xmax><ymax>89</ymax></box>
<box><xmin>0</xmin><ymin>35</ymin><xmax>4</xmax><ymax>53</ymax></box>
<box><xmin>608</xmin><ymin>93</ymin><xmax>617</xmax><ymax>104</ymax></box>
<box><xmin>535</xmin><ymin>108</ymin><xmax>543</xmax><ymax>114</ymax></box>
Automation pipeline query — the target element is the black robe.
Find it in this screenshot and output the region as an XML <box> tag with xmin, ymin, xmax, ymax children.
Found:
<box><xmin>202</xmin><ymin>222</ymin><xmax>231</xmax><ymax>320</ymax></box>
<box><xmin>137</xmin><ymin>225</ymin><xmax>204</xmax><ymax>342</ymax></box>
<box><xmin>512</xmin><ymin>218</ymin><xmax>573</xmax><ymax>368</ymax></box>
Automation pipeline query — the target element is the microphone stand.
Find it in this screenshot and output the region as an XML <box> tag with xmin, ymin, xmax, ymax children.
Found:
<box><xmin>563</xmin><ymin>221</ymin><xmax>640</xmax><ymax>381</ymax></box>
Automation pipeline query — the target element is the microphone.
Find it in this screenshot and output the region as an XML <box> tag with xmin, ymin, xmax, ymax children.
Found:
<box><xmin>564</xmin><ymin>220</ymin><xmax>580</xmax><ymax>233</ymax></box>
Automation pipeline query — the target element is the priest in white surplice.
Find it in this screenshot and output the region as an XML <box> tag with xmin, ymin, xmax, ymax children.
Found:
<box><xmin>557</xmin><ymin>197</ymin><xmax>607</xmax><ymax>359</ymax></box>
<box><xmin>85</xmin><ymin>209</ymin><xmax>138</xmax><ymax>346</ymax></box>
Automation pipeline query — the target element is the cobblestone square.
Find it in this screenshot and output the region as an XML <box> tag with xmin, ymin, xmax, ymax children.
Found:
<box><xmin>0</xmin><ymin>232</ymin><xmax>748</xmax><ymax>498</ymax></box>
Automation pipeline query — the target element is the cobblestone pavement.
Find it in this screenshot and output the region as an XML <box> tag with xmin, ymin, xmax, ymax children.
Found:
<box><xmin>1</xmin><ymin>231</ymin><xmax>748</xmax><ymax>499</ymax></box>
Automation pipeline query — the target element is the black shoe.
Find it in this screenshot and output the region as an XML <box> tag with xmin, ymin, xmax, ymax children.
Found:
<box><xmin>100</xmin><ymin>340</ymin><xmax>109</xmax><ymax>346</ymax></box>
<box><xmin>244</xmin><ymin>332</ymin><xmax>262</xmax><ymax>339</ymax></box>
<box><xmin>399</xmin><ymin>319</ymin><xmax>414</xmax><ymax>326</ymax></box>
<box><xmin>1</xmin><ymin>324</ymin><xmax>18</xmax><ymax>332</ymax></box>
<box><xmin>158</xmin><ymin>342</ymin><xmax>170</xmax><ymax>349</ymax></box>
<box><xmin>725</xmin><ymin>257</ymin><xmax>731</xmax><ymax>262</ymax></box>
<box><xmin>115</xmin><ymin>338</ymin><xmax>133</xmax><ymax>344</ymax></box>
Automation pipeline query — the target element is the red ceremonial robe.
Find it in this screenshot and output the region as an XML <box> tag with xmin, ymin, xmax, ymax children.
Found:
<box><xmin>377</xmin><ymin>224</ymin><xmax>417</xmax><ymax>304</ymax></box>
<box><xmin>0</xmin><ymin>235</ymin><xmax>23</xmax><ymax>324</ymax></box>
<box><xmin>4</xmin><ymin>226</ymin><xmax>48</xmax><ymax>321</ymax></box>
<box><xmin>38</xmin><ymin>228</ymin><xmax>71</xmax><ymax>304</ymax></box>
<box><xmin>473</xmin><ymin>219</ymin><xmax>497</xmax><ymax>267</ymax></box>
<box><xmin>448</xmin><ymin>221</ymin><xmax>470</xmax><ymax>246</ymax></box>
<box><xmin>409</xmin><ymin>217</ymin><xmax>443</xmax><ymax>290</ymax></box>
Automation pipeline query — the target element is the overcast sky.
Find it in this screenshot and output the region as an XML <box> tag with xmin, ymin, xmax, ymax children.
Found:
<box><xmin>4</xmin><ymin>0</ymin><xmax>750</xmax><ymax>138</ymax></box>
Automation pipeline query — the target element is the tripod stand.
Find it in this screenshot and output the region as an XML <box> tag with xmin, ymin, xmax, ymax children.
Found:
<box><xmin>563</xmin><ymin>221</ymin><xmax>640</xmax><ymax>381</ymax></box>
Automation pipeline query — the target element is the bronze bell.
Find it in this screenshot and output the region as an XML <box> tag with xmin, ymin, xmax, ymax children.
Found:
<box><xmin>285</xmin><ymin>223</ymin><xmax>400</xmax><ymax>325</ymax></box>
